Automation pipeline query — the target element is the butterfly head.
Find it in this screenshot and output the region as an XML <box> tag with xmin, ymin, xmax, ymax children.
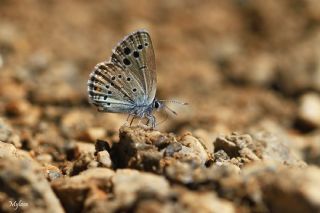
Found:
<box><xmin>153</xmin><ymin>99</ymin><xmax>188</xmax><ymax>116</ymax></box>
<box><xmin>153</xmin><ymin>99</ymin><xmax>164</xmax><ymax>111</ymax></box>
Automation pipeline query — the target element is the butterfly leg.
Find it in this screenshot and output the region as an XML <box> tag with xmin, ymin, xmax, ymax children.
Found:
<box><xmin>130</xmin><ymin>116</ymin><xmax>136</xmax><ymax>126</ymax></box>
<box><xmin>147</xmin><ymin>115</ymin><xmax>156</xmax><ymax>129</ymax></box>
<box><xmin>126</xmin><ymin>114</ymin><xmax>131</xmax><ymax>122</ymax></box>
<box><xmin>124</xmin><ymin>114</ymin><xmax>131</xmax><ymax>126</ymax></box>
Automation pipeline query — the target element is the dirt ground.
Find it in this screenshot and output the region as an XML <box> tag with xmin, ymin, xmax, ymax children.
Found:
<box><xmin>1</xmin><ymin>0</ymin><xmax>320</xmax><ymax>212</ymax></box>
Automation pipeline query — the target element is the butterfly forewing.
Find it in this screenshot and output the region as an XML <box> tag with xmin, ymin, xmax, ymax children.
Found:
<box><xmin>111</xmin><ymin>30</ymin><xmax>157</xmax><ymax>105</ymax></box>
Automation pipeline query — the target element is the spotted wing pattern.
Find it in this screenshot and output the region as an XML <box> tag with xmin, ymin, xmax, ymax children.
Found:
<box><xmin>111</xmin><ymin>30</ymin><xmax>156</xmax><ymax>105</ymax></box>
<box><xmin>87</xmin><ymin>30</ymin><xmax>157</xmax><ymax>113</ymax></box>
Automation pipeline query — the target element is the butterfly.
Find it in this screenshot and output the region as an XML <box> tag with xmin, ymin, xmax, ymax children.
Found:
<box><xmin>87</xmin><ymin>30</ymin><xmax>185</xmax><ymax>128</ymax></box>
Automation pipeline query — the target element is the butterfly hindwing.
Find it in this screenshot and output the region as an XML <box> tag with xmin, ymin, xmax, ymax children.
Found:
<box><xmin>87</xmin><ymin>62</ymin><xmax>145</xmax><ymax>113</ymax></box>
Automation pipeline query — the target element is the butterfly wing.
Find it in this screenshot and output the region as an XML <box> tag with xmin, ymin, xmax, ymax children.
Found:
<box><xmin>87</xmin><ymin>62</ymin><xmax>145</xmax><ymax>113</ymax></box>
<box><xmin>111</xmin><ymin>30</ymin><xmax>157</xmax><ymax>105</ymax></box>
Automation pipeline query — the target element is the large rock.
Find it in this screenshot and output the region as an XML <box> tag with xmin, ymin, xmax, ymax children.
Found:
<box><xmin>111</xmin><ymin>126</ymin><xmax>212</xmax><ymax>173</ymax></box>
<box><xmin>0</xmin><ymin>157</ymin><xmax>64</xmax><ymax>213</ymax></box>
<box><xmin>52</xmin><ymin>168</ymin><xmax>235</xmax><ymax>213</ymax></box>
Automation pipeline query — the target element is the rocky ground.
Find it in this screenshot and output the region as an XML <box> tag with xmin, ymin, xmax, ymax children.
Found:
<box><xmin>1</xmin><ymin>0</ymin><xmax>320</xmax><ymax>212</ymax></box>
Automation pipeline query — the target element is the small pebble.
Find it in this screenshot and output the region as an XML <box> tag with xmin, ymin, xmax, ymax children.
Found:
<box><xmin>97</xmin><ymin>151</ymin><xmax>112</xmax><ymax>167</ymax></box>
<box><xmin>298</xmin><ymin>93</ymin><xmax>320</xmax><ymax>127</ymax></box>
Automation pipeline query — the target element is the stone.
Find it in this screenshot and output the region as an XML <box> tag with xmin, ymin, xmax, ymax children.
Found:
<box><xmin>52</xmin><ymin>168</ymin><xmax>115</xmax><ymax>213</ymax></box>
<box><xmin>298</xmin><ymin>93</ymin><xmax>320</xmax><ymax>128</ymax></box>
<box><xmin>0</xmin><ymin>141</ymin><xmax>32</xmax><ymax>161</ymax></box>
<box><xmin>77</xmin><ymin>127</ymin><xmax>106</xmax><ymax>142</ymax></box>
<box><xmin>173</xmin><ymin>187</ymin><xmax>235</xmax><ymax>213</ymax></box>
<box><xmin>214</xmin><ymin>133</ymin><xmax>260</xmax><ymax>167</ymax></box>
<box><xmin>241</xmin><ymin>164</ymin><xmax>320</xmax><ymax>212</ymax></box>
<box><xmin>97</xmin><ymin>150</ymin><xmax>112</xmax><ymax>168</ymax></box>
<box><xmin>0</xmin><ymin>118</ymin><xmax>21</xmax><ymax>148</ymax></box>
<box><xmin>0</xmin><ymin>158</ymin><xmax>64</xmax><ymax>213</ymax></box>
<box><xmin>213</xmin><ymin>132</ymin><xmax>305</xmax><ymax>168</ymax></box>
<box><xmin>111</xmin><ymin>126</ymin><xmax>212</xmax><ymax>173</ymax></box>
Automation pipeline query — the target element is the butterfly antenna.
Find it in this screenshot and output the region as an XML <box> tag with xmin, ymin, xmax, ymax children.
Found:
<box><xmin>158</xmin><ymin>99</ymin><xmax>188</xmax><ymax>116</ymax></box>
<box><xmin>159</xmin><ymin>100</ymin><xmax>188</xmax><ymax>105</ymax></box>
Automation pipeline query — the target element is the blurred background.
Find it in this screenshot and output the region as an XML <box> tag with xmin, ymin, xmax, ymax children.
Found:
<box><xmin>1</xmin><ymin>0</ymin><xmax>320</xmax><ymax>161</ymax></box>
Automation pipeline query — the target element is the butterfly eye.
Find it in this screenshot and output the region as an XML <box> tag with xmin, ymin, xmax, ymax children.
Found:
<box><xmin>154</xmin><ymin>101</ymin><xmax>160</xmax><ymax>109</ymax></box>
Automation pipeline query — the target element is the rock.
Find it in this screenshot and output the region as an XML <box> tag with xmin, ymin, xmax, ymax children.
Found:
<box><xmin>97</xmin><ymin>150</ymin><xmax>112</xmax><ymax>168</ymax></box>
<box><xmin>241</xmin><ymin>164</ymin><xmax>320</xmax><ymax>212</ymax></box>
<box><xmin>111</xmin><ymin>126</ymin><xmax>211</xmax><ymax>173</ymax></box>
<box><xmin>111</xmin><ymin>126</ymin><xmax>175</xmax><ymax>172</ymax></box>
<box><xmin>43</xmin><ymin>164</ymin><xmax>63</xmax><ymax>181</ymax></box>
<box><xmin>77</xmin><ymin>127</ymin><xmax>106</xmax><ymax>142</ymax></box>
<box><xmin>112</xmin><ymin>169</ymin><xmax>170</xmax><ymax>205</ymax></box>
<box><xmin>179</xmin><ymin>133</ymin><xmax>211</xmax><ymax>166</ymax></box>
<box><xmin>298</xmin><ymin>93</ymin><xmax>320</xmax><ymax>128</ymax></box>
<box><xmin>74</xmin><ymin>141</ymin><xmax>96</xmax><ymax>155</ymax></box>
<box><xmin>297</xmin><ymin>131</ymin><xmax>320</xmax><ymax>166</ymax></box>
<box><xmin>164</xmin><ymin>141</ymin><xmax>182</xmax><ymax>156</ymax></box>
<box><xmin>53</xmin><ymin>168</ymin><xmax>169</xmax><ymax>213</ymax></box>
<box><xmin>0</xmin><ymin>141</ymin><xmax>32</xmax><ymax>161</ymax></box>
<box><xmin>165</xmin><ymin>160</ymin><xmax>240</xmax><ymax>186</ymax></box>
<box><xmin>5</xmin><ymin>100</ymin><xmax>41</xmax><ymax>127</ymax></box>
<box><xmin>192</xmin><ymin>129</ymin><xmax>217</xmax><ymax>154</ymax></box>
<box><xmin>63</xmin><ymin>141</ymin><xmax>98</xmax><ymax>176</ymax></box>
<box><xmin>214</xmin><ymin>133</ymin><xmax>260</xmax><ymax>167</ymax></box>
<box><xmin>69</xmin><ymin>144</ymin><xmax>98</xmax><ymax>176</ymax></box>
<box><xmin>5</xmin><ymin>99</ymin><xmax>31</xmax><ymax>116</ymax></box>
<box><xmin>213</xmin><ymin>132</ymin><xmax>305</xmax><ymax>168</ymax></box>
<box><xmin>0</xmin><ymin>158</ymin><xmax>64</xmax><ymax>213</ymax></box>
<box><xmin>52</xmin><ymin>168</ymin><xmax>115</xmax><ymax>213</ymax></box>
<box><xmin>36</xmin><ymin>153</ymin><xmax>53</xmax><ymax>164</ymax></box>
<box><xmin>251</xmin><ymin>131</ymin><xmax>305</xmax><ymax>166</ymax></box>
<box><xmin>0</xmin><ymin>118</ymin><xmax>21</xmax><ymax>148</ymax></box>
<box><xmin>173</xmin><ymin>187</ymin><xmax>235</xmax><ymax>213</ymax></box>
<box><xmin>60</xmin><ymin>110</ymin><xmax>95</xmax><ymax>140</ymax></box>
<box><xmin>134</xmin><ymin>200</ymin><xmax>172</xmax><ymax>213</ymax></box>
<box><xmin>64</xmin><ymin>141</ymin><xmax>96</xmax><ymax>161</ymax></box>
<box><xmin>95</xmin><ymin>139</ymin><xmax>111</xmax><ymax>152</ymax></box>
<box><xmin>0</xmin><ymin>78</ymin><xmax>27</xmax><ymax>101</ymax></box>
